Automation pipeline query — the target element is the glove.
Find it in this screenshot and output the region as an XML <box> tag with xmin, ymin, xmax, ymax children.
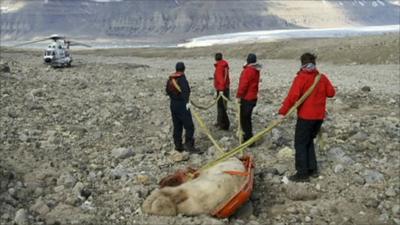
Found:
<box><xmin>214</xmin><ymin>91</ymin><xmax>218</xmax><ymax>99</ymax></box>
<box><xmin>186</xmin><ymin>103</ymin><xmax>191</xmax><ymax>110</ymax></box>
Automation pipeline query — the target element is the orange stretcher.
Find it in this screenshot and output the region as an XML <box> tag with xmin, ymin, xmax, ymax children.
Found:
<box><xmin>158</xmin><ymin>154</ymin><xmax>255</xmax><ymax>218</ymax></box>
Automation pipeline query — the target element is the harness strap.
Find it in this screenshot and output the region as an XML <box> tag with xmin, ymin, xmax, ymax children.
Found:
<box><xmin>223</xmin><ymin>170</ymin><xmax>249</xmax><ymax>176</ymax></box>
<box><xmin>171</xmin><ymin>78</ymin><xmax>182</xmax><ymax>93</ymax></box>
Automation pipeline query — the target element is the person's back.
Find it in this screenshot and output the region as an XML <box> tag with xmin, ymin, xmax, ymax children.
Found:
<box><xmin>279</xmin><ymin>65</ymin><xmax>335</xmax><ymax>120</ymax></box>
<box><xmin>166</xmin><ymin>62</ymin><xmax>197</xmax><ymax>153</ymax></box>
<box><xmin>213</xmin><ymin>53</ymin><xmax>231</xmax><ymax>130</ymax></box>
<box><xmin>278</xmin><ymin>53</ymin><xmax>335</xmax><ymax>182</ymax></box>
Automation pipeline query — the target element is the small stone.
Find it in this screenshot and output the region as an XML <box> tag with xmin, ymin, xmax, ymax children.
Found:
<box><xmin>0</xmin><ymin>63</ymin><xmax>10</xmax><ymax>73</ymax></box>
<box><xmin>392</xmin><ymin>205</ymin><xmax>400</xmax><ymax>215</ymax></box>
<box><xmin>305</xmin><ymin>216</ymin><xmax>312</xmax><ymax>222</ymax></box>
<box><xmin>54</xmin><ymin>185</ymin><xmax>65</xmax><ymax>192</ymax></box>
<box><xmin>361</xmin><ymin>86</ymin><xmax>371</xmax><ymax>92</ymax></box>
<box><xmin>328</xmin><ymin>147</ymin><xmax>346</xmax><ymax>161</ymax></box>
<box><xmin>73</xmin><ymin>182</ymin><xmax>84</xmax><ymax>197</ymax></box>
<box><xmin>286</xmin><ymin>206</ymin><xmax>299</xmax><ymax>214</ymax></box>
<box><xmin>57</xmin><ymin>173</ymin><xmax>77</xmax><ymax>188</ymax></box>
<box><xmin>247</xmin><ymin>221</ymin><xmax>260</xmax><ymax>225</ymax></box>
<box><xmin>274</xmin><ymin>164</ymin><xmax>288</xmax><ymax>175</ymax></box>
<box><xmin>136</xmin><ymin>175</ymin><xmax>150</xmax><ymax>185</ymax></box>
<box><xmin>111</xmin><ymin>147</ymin><xmax>134</xmax><ymax>159</ymax></box>
<box><xmin>277</xmin><ymin>147</ymin><xmax>294</xmax><ymax>159</ymax></box>
<box><xmin>168</xmin><ymin>150</ymin><xmax>189</xmax><ymax>162</ymax></box>
<box><xmin>310</xmin><ymin>207</ymin><xmax>320</xmax><ymax>216</ymax></box>
<box><xmin>8</xmin><ymin>188</ymin><xmax>16</xmax><ymax>196</ymax></box>
<box><xmin>334</xmin><ymin>164</ymin><xmax>344</xmax><ymax>173</ymax></box>
<box><xmin>80</xmin><ymin>188</ymin><xmax>92</xmax><ymax>199</ymax></box>
<box><xmin>30</xmin><ymin>198</ymin><xmax>50</xmax><ymax>215</ymax></box>
<box><xmin>354</xmin><ymin>175</ymin><xmax>365</xmax><ymax>185</ymax></box>
<box><xmin>350</xmin><ymin>131</ymin><xmax>368</xmax><ymax>142</ymax></box>
<box><xmin>385</xmin><ymin>188</ymin><xmax>396</xmax><ymax>197</ymax></box>
<box><xmin>363</xmin><ymin>169</ymin><xmax>384</xmax><ymax>184</ymax></box>
<box><xmin>14</xmin><ymin>209</ymin><xmax>29</xmax><ymax>225</ymax></box>
<box><xmin>379</xmin><ymin>213</ymin><xmax>389</xmax><ymax>223</ymax></box>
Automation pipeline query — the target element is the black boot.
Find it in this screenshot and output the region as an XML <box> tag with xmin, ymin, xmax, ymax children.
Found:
<box><xmin>308</xmin><ymin>169</ymin><xmax>319</xmax><ymax>178</ymax></box>
<box><xmin>288</xmin><ymin>173</ymin><xmax>310</xmax><ymax>182</ymax></box>
<box><xmin>175</xmin><ymin>144</ymin><xmax>184</xmax><ymax>152</ymax></box>
<box><xmin>184</xmin><ymin>139</ymin><xmax>200</xmax><ymax>153</ymax></box>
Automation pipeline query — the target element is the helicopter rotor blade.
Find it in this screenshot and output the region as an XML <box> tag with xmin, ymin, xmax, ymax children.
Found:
<box><xmin>13</xmin><ymin>37</ymin><xmax>52</xmax><ymax>47</ymax></box>
<box><xmin>68</xmin><ymin>41</ymin><xmax>91</xmax><ymax>48</ymax></box>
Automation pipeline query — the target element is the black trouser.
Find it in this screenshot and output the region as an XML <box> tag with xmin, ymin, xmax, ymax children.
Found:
<box><xmin>240</xmin><ymin>99</ymin><xmax>256</xmax><ymax>142</ymax></box>
<box><xmin>170</xmin><ymin>100</ymin><xmax>195</xmax><ymax>149</ymax></box>
<box><xmin>216</xmin><ymin>89</ymin><xmax>230</xmax><ymax>130</ymax></box>
<box><xmin>294</xmin><ymin>118</ymin><xmax>323</xmax><ymax>175</ymax></box>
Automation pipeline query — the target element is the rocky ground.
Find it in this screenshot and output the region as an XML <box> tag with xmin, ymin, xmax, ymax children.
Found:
<box><xmin>0</xmin><ymin>35</ymin><xmax>399</xmax><ymax>225</ymax></box>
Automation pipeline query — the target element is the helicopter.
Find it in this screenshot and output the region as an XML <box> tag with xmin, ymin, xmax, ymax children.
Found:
<box><xmin>14</xmin><ymin>34</ymin><xmax>91</xmax><ymax>68</ymax></box>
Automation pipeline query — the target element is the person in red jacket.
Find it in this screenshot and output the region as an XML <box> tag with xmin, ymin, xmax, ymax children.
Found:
<box><xmin>214</xmin><ymin>53</ymin><xmax>230</xmax><ymax>130</ymax></box>
<box><xmin>278</xmin><ymin>53</ymin><xmax>335</xmax><ymax>182</ymax></box>
<box><xmin>237</xmin><ymin>53</ymin><xmax>261</xmax><ymax>144</ymax></box>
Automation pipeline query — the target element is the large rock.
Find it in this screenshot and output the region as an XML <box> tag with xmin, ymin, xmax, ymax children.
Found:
<box><xmin>285</xmin><ymin>184</ymin><xmax>319</xmax><ymax>201</ymax></box>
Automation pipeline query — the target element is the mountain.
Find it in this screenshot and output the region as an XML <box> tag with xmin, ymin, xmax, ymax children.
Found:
<box><xmin>0</xmin><ymin>0</ymin><xmax>399</xmax><ymax>43</ymax></box>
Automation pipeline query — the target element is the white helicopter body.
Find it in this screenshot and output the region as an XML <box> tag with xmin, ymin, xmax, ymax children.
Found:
<box><xmin>15</xmin><ymin>34</ymin><xmax>90</xmax><ymax>68</ymax></box>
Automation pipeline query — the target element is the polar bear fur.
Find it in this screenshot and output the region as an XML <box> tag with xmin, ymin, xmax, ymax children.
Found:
<box><xmin>142</xmin><ymin>157</ymin><xmax>246</xmax><ymax>216</ymax></box>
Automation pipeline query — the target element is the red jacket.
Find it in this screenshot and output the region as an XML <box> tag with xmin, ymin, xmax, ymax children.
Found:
<box><xmin>236</xmin><ymin>63</ymin><xmax>261</xmax><ymax>101</ymax></box>
<box><xmin>214</xmin><ymin>59</ymin><xmax>230</xmax><ymax>91</ymax></box>
<box><xmin>278</xmin><ymin>69</ymin><xmax>335</xmax><ymax>120</ymax></box>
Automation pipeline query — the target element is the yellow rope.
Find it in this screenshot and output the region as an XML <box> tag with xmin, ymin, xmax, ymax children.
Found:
<box><xmin>191</xmin><ymin>108</ymin><xmax>225</xmax><ymax>154</ymax></box>
<box><xmin>198</xmin><ymin>73</ymin><xmax>322</xmax><ymax>172</ymax></box>
<box><xmin>190</xmin><ymin>95</ymin><xmax>221</xmax><ymax>110</ymax></box>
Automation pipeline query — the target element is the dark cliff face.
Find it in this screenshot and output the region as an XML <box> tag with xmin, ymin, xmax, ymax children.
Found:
<box><xmin>0</xmin><ymin>0</ymin><xmax>399</xmax><ymax>42</ymax></box>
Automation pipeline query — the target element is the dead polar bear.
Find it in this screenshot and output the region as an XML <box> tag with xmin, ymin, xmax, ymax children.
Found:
<box><xmin>142</xmin><ymin>157</ymin><xmax>247</xmax><ymax>216</ymax></box>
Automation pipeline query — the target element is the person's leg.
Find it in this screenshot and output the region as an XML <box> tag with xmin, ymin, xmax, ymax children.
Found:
<box><xmin>171</xmin><ymin>110</ymin><xmax>183</xmax><ymax>151</ymax></box>
<box><xmin>182</xmin><ymin>109</ymin><xmax>197</xmax><ymax>152</ymax></box>
<box><xmin>240</xmin><ymin>100</ymin><xmax>255</xmax><ymax>142</ymax></box>
<box><xmin>293</xmin><ymin>118</ymin><xmax>313</xmax><ymax>180</ymax></box>
<box><xmin>216</xmin><ymin>91</ymin><xmax>224</xmax><ymax>128</ymax></box>
<box><xmin>219</xmin><ymin>89</ymin><xmax>230</xmax><ymax>130</ymax></box>
<box><xmin>308</xmin><ymin>120</ymin><xmax>323</xmax><ymax>175</ymax></box>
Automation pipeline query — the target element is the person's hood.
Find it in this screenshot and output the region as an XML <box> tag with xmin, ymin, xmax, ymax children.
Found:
<box><xmin>214</xmin><ymin>59</ymin><xmax>228</xmax><ymax>68</ymax></box>
<box><xmin>297</xmin><ymin>68</ymin><xmax>319</xmax><ymax>76</ymax></box>
<box><xmin>243</xmin><ymin>63</ymin><xmax>262</xmax><ymax>71</ymax></box>
<box><xmin>170</xmin><ymin>72</ymin><xmax>185</xmax><ymax>78</ymax></box>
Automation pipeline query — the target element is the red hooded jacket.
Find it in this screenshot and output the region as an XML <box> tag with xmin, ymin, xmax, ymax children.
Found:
<box><xmin>278</xmin><ymin>69</ymin><xmax>335</xmax><ymax>120</ymax></box>
<box><xmin>236</xmin><ymin>63</ymin><xmax>261</xmax><ymax>101</ymax></box>
<box><xmin>214</xmin><ymin>59</ymin><xmax>230</xmax><ymax>91</ymax></box>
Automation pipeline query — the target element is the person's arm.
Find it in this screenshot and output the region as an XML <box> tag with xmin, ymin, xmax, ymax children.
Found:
<box><xmin>179</xmin><ymin>76</ymin><xmax>190</xmax><ymax>103</ymax></box>
<box><xmin>278</xmin><ymin>76</ymin><xmax>302</xmax><ymax>116</ymax></box>
<box><xmin>215</xmin><ymin>65</ymin><xmax>225</xmax><ymax>91</ymax></box>
<box><xmin>324</xmin><ymin>75</ymin><xmax>336</xmax><ymax>98</ymax></box>
<box><xmin>236</xmin><ymin>69</ymin><xmax>250</xmax><ymax>98</ymax></box>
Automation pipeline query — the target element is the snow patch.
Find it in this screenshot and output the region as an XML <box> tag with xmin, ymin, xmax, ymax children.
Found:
<box><xmin>178</xmin><ymin>25</ymin><xmax>400</xmax><ymax>48</ymax></box>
